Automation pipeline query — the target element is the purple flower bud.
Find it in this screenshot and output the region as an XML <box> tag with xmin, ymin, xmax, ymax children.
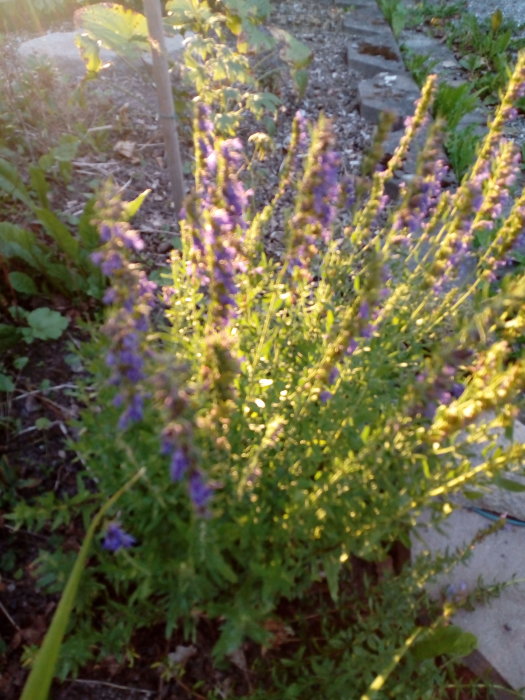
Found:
<box><xmin>118</xmin><ymin>394</ymin><xmax>144</xmax><ymax>430</ymax></box>
<box><xmin>328</xmin><ymin>367</ymin><xmax>340</xmax><ymax>385</ymax></box>
<box><xmin>101</xmin><ymin>252</ymin><xmax>124</xmax><ymax>276</ymax></box>
<box><xmin>189</xmin><ymin>470</ymin><xmax>212</xmax><ymax>509</ymax></box>
<box><xmin>170</xmin><ymin>448</ymin><xmax>189</xmax><ymax>482</ymax></box>
<box><xmin>102</xmin><ymin>523</ymin><xmax>136</xmax><ymax>552</ymax></box>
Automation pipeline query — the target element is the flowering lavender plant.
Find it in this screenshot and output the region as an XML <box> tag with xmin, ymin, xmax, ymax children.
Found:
<box><xmin>17</xmin><ymin>56</ymin><xmax>525</xmax><ymax>695</ymax></box>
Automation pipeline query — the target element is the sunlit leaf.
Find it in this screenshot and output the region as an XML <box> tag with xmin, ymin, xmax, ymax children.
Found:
<box><xmin>74</xmin><ymin>3</ymin><xmax>149</xmax><ymax>58</ymax></box>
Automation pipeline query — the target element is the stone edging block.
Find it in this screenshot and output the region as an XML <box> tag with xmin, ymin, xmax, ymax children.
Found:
<box><xmin>358</xmin><ymin>72</ymin><xmax>419</xmax><ymax>127</ymax></box>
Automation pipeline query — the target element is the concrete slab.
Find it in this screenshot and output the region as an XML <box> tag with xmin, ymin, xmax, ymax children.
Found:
<box><xmin>342</xmin><ymin>17</ymin><xmax>391</xmax><ymax>38</ymax></box>
<box><xmin>453</xmin><ymin>420</ymin><xmax>525</xmax><ymax>519</ymax></box>
<box><xmin>342</xmin><ymin>8</ymin><xmax>391</xmax><ymax>34</ymax></box>
<box><xmin>17</xmin><ymin>31</ymin><xmax>186</xmax><ymax>76</ymax></box>
<box><xmin>398</xmin><ymin>30</ymin><xmax>465</xmax><ymax>82</ymax></box>
<box><xmin>412</xmin><ymin>507</ymin><xmax>525</xmax><ymax>692</ymax></box>
<box><xmin>358</xmin><ymin>71</ymin><xmax>419</xmax><ymax>128</ymax></box>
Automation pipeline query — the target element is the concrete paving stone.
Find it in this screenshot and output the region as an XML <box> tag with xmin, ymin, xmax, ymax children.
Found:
<box><xmin>17</xmin><ymin>31</ymin><xmax>185</xmax><ymax>76</ymax></box>
<box><xmin>452</xmin><ymin>420</ymin><xmax>525</xmax><ymax>520</ymax></box>
<box><xmin>412</xmin><ymin>507</ymin><xmax>525</xmax><ymax>692</ymax></box>
<box><xmin>348</xmin><ymin>39</ymin><xmax>405</xmax><ymax>79</ymax></box>
<box><xmin>342</xmin><ymin>17</ymin><xmax>396</xmax><ymax>42</ymax></box>
<box><xmin>342</xmin><ymin>7</ymin><xmax>391</xmax><ymax>33</ymax></box>
<box><xmin>334</xmin><ymin>0</ymin><xmax>379</xmax><ymax>8</ymax></box>
<box><xmin>358</xmin><ymin>71</ymin><xmax>420</xmax><ymax>127</ymax></box>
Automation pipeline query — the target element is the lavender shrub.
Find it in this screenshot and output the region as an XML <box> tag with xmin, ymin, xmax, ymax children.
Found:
<box><xmin>15</xmin><ymin>56</ymin><xmax>525</xmax><ymax>696</ymax></box>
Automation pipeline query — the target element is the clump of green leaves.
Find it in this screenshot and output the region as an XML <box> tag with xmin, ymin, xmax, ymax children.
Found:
<box><xmin>75</xmin><ymin>0</ymin><xmax>312</xmax><ymax>134</ymax></box>
<box><xmin>377</xmin><ymin>0</ymin><xmax>409</xmax><ymax>37</ymax></box>
<box><xmin>402</xmin><ymin>48</ymin><xmax>438</xmax><ymax>88</ymax></box>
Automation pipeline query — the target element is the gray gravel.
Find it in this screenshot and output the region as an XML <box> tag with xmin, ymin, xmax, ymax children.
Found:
<box><xmin>465</xmin><ymin>0</ymin><xmax>525</xmax><ymax>26</ymax></box>
<box><xmin>424</xmin><ymin>0</ymin><xmax>525</xmax><ymax>28</ymax></box>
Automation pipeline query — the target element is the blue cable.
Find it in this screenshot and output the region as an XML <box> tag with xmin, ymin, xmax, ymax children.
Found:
<box><xmin>468</xmin><ymin>506</ymin><xmax>525</xmax><ymax>528</ymax></box>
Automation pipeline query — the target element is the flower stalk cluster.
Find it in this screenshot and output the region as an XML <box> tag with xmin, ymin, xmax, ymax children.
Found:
<box><xmin>287</xmin><ymin>115</ymin><xmax>341</xmax><ymax>277</ymax></box>
<box><xmin>91</xmin><ymin>220</ymin><xmax>157</xmax><ymax>430</ymax></box>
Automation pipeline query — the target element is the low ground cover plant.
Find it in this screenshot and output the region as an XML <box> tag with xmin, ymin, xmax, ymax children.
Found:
<box><xmin>384</xmin><ymin>0</ymin><xmax>525</xmax><ymax>180</ymax></box>
<box><xmin>13</xmin><ymin>50</ymin><xmax>525</xmax><ymax>697</ymax></box>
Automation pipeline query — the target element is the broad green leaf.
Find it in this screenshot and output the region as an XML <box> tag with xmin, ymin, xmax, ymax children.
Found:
<box><xmin>243</xmin><ymin>23</ymin><xmax>275</xmax><ymax>52</ymax></box>
<box><xmin>411</xmin><ymin>625</ymin><xmax>477</xmax><ymax>661</ymax></box>
<box><xmin>166</xmin><ymin>0</ymin><xmax>212</xmax><ymax>27</ymax></box>
<box><xmin>74</xmin><ymin>4</ymin><xmax>150</xmax><ymax>58</ymax></box>
<box><xmin>25</xmin><ymin>308</ymin><xmax>69</xmax><ymax>341</ymax></box>
<box><xmin>0</xmin><ymin>158</ymin><xmax>34</xmax><ymax>209</ymax></box>
<box><xmin>35</xmin><ymin>208</ymin><xmax>80</xmax><ymax>261</ymax></box>
<box><xmin>8</xmin><ymin>271</ymin><xmax>39</xmax><ymax>295</ymax></box>
<box><xmin>0</xmin><ymin>373</ymin><xmax>15</xmax><ymax>392</ymax></box>
<box><xmin>0</xmin><ymin>324</ymin><xmax>22</xmax><ymax>351</ymax></box>
<box><xmin>226</xmin><ymin>14</ymin><xmax>242</xmax><ymax>36</ymax></box>
<box><xmin>269</xmin><ymin>28</ymin><xmax>312</xmax><ymax>69</ymax></box>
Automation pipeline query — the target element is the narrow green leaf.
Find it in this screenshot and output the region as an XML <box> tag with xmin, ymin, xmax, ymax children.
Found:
<box><xmin>36</xmin><ymin>208</ymin><xmax>80</xmax><ymax>261</ymax></box>
<box><xmin>20</xmin><ymin>468</ymin><xmax>145</xmax><ymax>700</ymax></box>
<box><xmin>29</xmin><ymin>166</ymin><xmax>50</xmax><ymax>208</ymax></box>
<box><xmin>493</xmin><ymin>475</ymin><xmax>525</xmax><ymax>493</ymax></box>
<box><xmin>121</xmin><ymin>189</ymin><xmax>151</xmax><ymax>221</ymax></box>
<box><xmin>0</xmin><ymin>158</ymin><xmax>34</xmax><ymax>209</ymax></box>
<box><xmin>0</xmin><ymin>223</ymin><xmax>43</xmax><ymax>268</ymax></box>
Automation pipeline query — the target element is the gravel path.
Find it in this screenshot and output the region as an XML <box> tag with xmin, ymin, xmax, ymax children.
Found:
<box><xmin>425</xmin><ymin>0</ymin><xmax>525</xmax><ymax>27</ymax></box>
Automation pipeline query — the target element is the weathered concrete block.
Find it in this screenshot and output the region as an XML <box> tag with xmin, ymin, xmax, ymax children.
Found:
<box><xmin>412</xmin><ymin>508</ymin><xmax>525</xmax><ymax>692</ymax></box>
<box><xmin>347</xmin><ymin>34</ymin><xmax>405</xmax><ymax>79</ymax></box>
<box><xmin>335</xmin><ymin>0</ymin><xmax>379</xmax><ymax>7</ymax></box>
<box><xmin>411</xmin><ymin>419</ymin><xmax>525</xmax><ymax>691</ymax></box>
<box><xmin>358</xmin><ymin>72</ymin><xmax>420</xmax><ymax>128</ymax></box>
<box><xmin>343</xmin><ymin>17</ymin><xmax>393</xmax><ymax>39</ymax></box>
<box><xmin>342</xmin><ymin>8</ymin><xmax>390</xmax><ymax>33</ymax></box>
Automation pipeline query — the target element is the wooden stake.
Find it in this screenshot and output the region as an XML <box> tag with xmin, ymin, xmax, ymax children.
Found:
<box><xmin>143</xmin><ymin>0</ymin><xmax>185</xmax><ymax>214</ymax></box>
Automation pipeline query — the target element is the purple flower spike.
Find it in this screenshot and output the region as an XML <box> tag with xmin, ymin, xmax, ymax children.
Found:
<box><xmin>117</xmin><ymin>392</ymin><xmax>144</xmax><ymax>430</ymax></box>
<box><xmin>170</xmin><ymin>447</ymin><xmax>189</xmax><ymax>482</ymax></box>
<box><xmin>189</xmin><ymin>471</ymin><xmax>213</xmax><ymax>509</ymax></box>
<box><xmin>102</xmin><ymin>523</ymin><xmax>136</xmax><ymax>552</ymax></box>
<box><xmin>328</xmin><ymin>366</ymin><xmax>340</xmax><ymax>385</ymax></box>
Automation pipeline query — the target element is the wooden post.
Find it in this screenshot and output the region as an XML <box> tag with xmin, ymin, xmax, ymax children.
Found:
<box><xmin>143</xmin><ymin>0</ymin><xmax>185</xmax><ymax>214</ymax></box>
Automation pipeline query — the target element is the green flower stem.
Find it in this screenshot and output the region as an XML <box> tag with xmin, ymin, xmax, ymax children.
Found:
<box><xmin>20</xmin><ymin>466</ymin><xmax>146</xmax><ymax>700</ymax></box>
<box><xmin>361</xmin><ymin>626</ymin><xmax>424</xmax><ymax>700</ymax></box>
